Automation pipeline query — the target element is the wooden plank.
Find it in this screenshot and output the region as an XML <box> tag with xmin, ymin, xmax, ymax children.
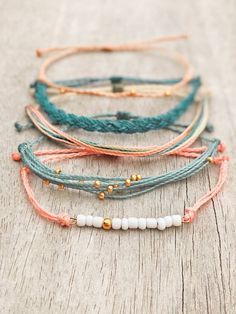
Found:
<box><xmin>0</xmin><ymin>0</ymin><xmax>235</xmax><ymax>313</ymax></box>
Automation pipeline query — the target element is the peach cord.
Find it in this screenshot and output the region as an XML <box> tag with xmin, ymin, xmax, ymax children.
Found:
<box><xmin>36</xmin><ymin>34</ymin><xmax>194</xmax><ymax>98</ymax></box>
<box><xmin>18</xmin><ymin>150</ymin><xmax>229</xmax><ymax>227</ymax></box>
<box><xmin>25</xmin><ymin>101</ymin><xmax>208</xmax><ymax>157</ymax></box>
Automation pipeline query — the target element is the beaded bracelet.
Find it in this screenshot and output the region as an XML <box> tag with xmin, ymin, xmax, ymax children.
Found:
<box><xmin>36</xmin><ymin>34</ymin><xmax>194</xmax><ymax>98</ymax></box>
<box><xmin>18</xmin><ymin>145</ymin><xmax>228</xmax><ymax>230</ymax></box>
<box><xmin>24</xmin><ymin>94</ymin><xmax>208</xmax><ymax>158</ymax></box>
<box><xmin>15</xmin><ymin>136</ymin><xmax>225</xmax><ymax>201</ymax></box>
<box><xmin>33</xmin><ymin>76</ymin><xmax>201</xmax><ymax>134</ymax></box>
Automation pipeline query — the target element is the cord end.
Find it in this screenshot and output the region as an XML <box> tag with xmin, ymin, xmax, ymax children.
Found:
<box><xmin>14</xmin><ymin>121</ymin><xmax>33</xmax><ymax>132</ymax></box>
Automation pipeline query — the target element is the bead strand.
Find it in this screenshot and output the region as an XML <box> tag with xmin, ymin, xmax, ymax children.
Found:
<box><xmin>76</xmin><ymin>214</ymin><xmax>182</xmax><ymax>230</ymax></box>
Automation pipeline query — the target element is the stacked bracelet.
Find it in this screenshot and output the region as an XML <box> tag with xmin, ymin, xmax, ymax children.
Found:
<box><xmin>25</xmin><ymin>95</ymin><xmax>208</xmax><ymax>157</ymax></box>
<box><xmin>16</xmin><ymin>137</ymin><xmax>220</xmax><ymax>200</ymax></box>
<box><xmin>12</xmin><ymin>35</ymin><xmax>229</xmax><ymax>234</ymax></box>
<box><xmin>18</xmin><ymin>151</ymin><xmax>228</xmax><ymax>230</ymax></box>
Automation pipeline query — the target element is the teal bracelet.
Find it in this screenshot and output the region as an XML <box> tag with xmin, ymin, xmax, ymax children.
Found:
<box><xmin>17</xmin><ymin>127</ymin><xmax>219</xmax><ymax>200</ymax></box>
<box><xmin>32</xmin><ymin>76</ymin><xmax>201</xmax><ymax>134</ymax></box>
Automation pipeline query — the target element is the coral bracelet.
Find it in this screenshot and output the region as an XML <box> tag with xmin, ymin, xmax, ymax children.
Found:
<box><xmin>36</xmin><ymin>34</ymin><xmax>193</xmax><ymax>98</ymax></box>
<box><xmin>19</xmin><ymin>153</ymin><xmax>228</xmax><ymax>230</ymax></box>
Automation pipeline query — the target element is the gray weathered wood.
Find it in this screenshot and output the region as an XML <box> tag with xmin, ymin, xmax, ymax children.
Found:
<box><xmin>0</xmin><ymin>0</ymin><xmax>235</xmax><ymax>313</ymax></box>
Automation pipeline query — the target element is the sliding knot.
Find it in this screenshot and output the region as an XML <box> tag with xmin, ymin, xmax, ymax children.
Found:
<box><xmin>182</xmin><ymin>209</ymin><xmax>195</xmax><ymax>223</ymax></box>
<box><xmin>116</xmin><ymin>111</ymin><xmax>132</xmax><ymax>120</ymax></box>
<box><xmin>110</xmin><ymin>76</ymin><xmax>123</xmax><ymax>84</ymax></box>
<box><xmin>217</xmin><ymin>142</ymin><xmax>226</xmax><ymax>152</ymax></box>
<box><xmin>57</xmin><ymin>213</ymin><xmax>71</xmax><ymax>227</ymax></box>
<box><xmin>11</xmin><ymin>152</ymin><xmax>21</xmax><ymax>161</ymax></box>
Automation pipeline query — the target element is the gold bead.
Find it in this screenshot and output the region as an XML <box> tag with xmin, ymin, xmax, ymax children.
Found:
<box><xmin>107</xmin><ymin>185</ymin><xmax>114</xmax><ymax>193</ymax></box>
<box><xmin>94</xmin><ymin>180</ymin><xmax>101</xmax><ymax>189</ymax></box>
<box><xmin>58</xmin><ymin>183</ymin><xmax>65</xmax><ymax>190</ymax></box>
<box><xmin>136</xmin><ymin>174</ymin><xmax>142</xmax><ymax>181</ymax></box>
<box><xmin>164</xmin><ymin>90</ymin><xmax>171</xmax><ymax>96</ymax></box>
<box><xmin>130</xmin><ymin>174</ymin><xmax>137</xmax><ymax>181</ymax></box>
<box><xmin>55</xmin><ymin>168</ymin><xmax>62</xmax><ymax>174</ymax></box>
<box><xmin>125</xmin><ymin>179</ymin><xmax>131</xmax><ymax>187</ymax></box>
<box><xmin>102</xmin><ymin>218</ymin><xmax>112</xmax><ymax>230</ymax></box>
<box><xmin>60</xmin><ymin>88</ymin><xmax>66</xmax><ymax>94</ymax></box>
<box><xmin>98</xmin><ymin>192</ymin><xmax>105</xmax><ymax>200</ymax></box>
<box><xmin>207</xmin><ymin>157</ymin><xmax>213</xmax><ymax>163</ymax></box>
<box><xmin>43</xmin><ymin>179</ymin><xmax>50</xmax><ymax>186</ymax></box>
<box><xmin>130</xmin><ymin>88</ymin><xmax>136</xmax><ymax>96</ymax></box>
<box><xmin>113</xmin><ymin>184</ymin><xmax>119</xmax><ymax>188</ymax></box>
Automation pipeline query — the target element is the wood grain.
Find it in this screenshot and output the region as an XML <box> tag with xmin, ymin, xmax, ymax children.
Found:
<box><xmin>0</xmin><ymin>0</ymin><xmax>235</xmax><ymax>313</ymax></box>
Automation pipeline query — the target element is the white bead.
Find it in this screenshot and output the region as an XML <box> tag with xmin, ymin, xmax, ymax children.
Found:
<box><xmin>157</xmin><ymin>218</ymin><xmax>166</xmax><ymax>230</ymax></box>
<box><xmin>138</xmin><ymin>218</ymin><xmax>146</xmax><ymax>230</ymax></box>
<box><xmin>172</xmin><ymin>215</ymin><xmax>182</xmax><ymax>227</ymax></box>
<box><xmin>77</xmin><ymin>214</ymin><xmax>86</xmax><ymax>227</ymax></box>
<box><xmin>112</xmin><ymin>218</ymin><xmax>122</xmax><ymax>230</ymax></box>
<box><xmin>164</xmin><ymin>216</ymin><xmax>172</xmax><ymax>228</ymax></box>
<box><xmin>128</xmin><ymin>217</ymin><xmax>138</xmax><ymax>229</ymax></box>
<box><xmin>121</xmin><ymin>218</ymin><xmax>129</xmax><ymax>230</ymax></box>
<box><xmin>146</xmin><ymin>218</ymin><xmax>157</xmax><ymax>228</ymax></box>
<box><xmin>86</xmin><ymin>215</ymin><xmax>93</xmax><ymax>226</ymax></box>
<box><xmin>93</xmin><ymin>216</ymin><xmax>103</xmax><ymax>228</ymax></box>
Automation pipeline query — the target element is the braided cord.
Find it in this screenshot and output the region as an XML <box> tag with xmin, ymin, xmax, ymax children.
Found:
<box><xmin>25</xmin><ymin>95</ymin><xmax>208</xmax><ymax>157</ymax></box>
<box><xmin>33</xmin><ymin>77</ymin><xmax>201</xmax><ymax>134</ymax></box>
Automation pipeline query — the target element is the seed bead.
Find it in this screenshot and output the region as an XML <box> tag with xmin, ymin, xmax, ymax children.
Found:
<box><xmin>136</xmin><ymin>174</ymin><xmax>142</xmax><ymax>181</ymax></box>
<box><xmin>107</xmin><ymin>185</ymin><xmax>114</xmax><ymax>193</ymax></box>
<box><xmin>58</xmin><ymin>183</ymin><xmax>65</xmax><ymax>190</ymax></box>
<box><xmin>98</xmin><ymin>192</ymin><xmax>105</xmax><ymax>200</ymax></box>
<box><xmin>43</xmin><ymin>179</ymin><xmax>50</xmax><ymax>186</ymax></box>
<box><xmin>125</xmin><ymin>179</ymin><xmax>131</xmax><ymax>187</ymax></box>
<box><xmin>130</xmin><ymin>174</ymin><xmax>137</xmax><ymax>181</ymax></box>
<box><xmin>94</xmin><ymin>180</ymin><xmax>101</xmax><ymax>189</ymax></box>
<box><xmin>103</xmin><ymin>218</ymin><xmax>112</xmax><ymax>230</ymax></box>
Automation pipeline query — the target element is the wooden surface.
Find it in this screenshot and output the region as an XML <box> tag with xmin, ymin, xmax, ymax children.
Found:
<box><xmin>0</xmin><ymin>0</ymin><xmax>235</xmax><ymax>313</ymax></box>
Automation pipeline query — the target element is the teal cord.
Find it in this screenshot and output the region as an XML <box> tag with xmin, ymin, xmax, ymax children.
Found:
<box><xmin>18</xmin><ymin>135</ymin><xmax>219</xmax><ymax>200</ymax></box>
<box><xmin>33</xmin><ymin>76</ymin><xmax>201</xmax><ymax>134</ymax></box>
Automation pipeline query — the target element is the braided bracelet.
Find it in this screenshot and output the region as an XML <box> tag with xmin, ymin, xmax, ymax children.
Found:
<box><xmin>24</xmin><ymin>94</ymin><xmax>208</xmax><ymax>158</ymax></box>
<box><xmin>18</xmin><ymin>146</ymin><xmax>228</xmax><ymax>230</ymax></box>
<box><xmin>36</xmin><ymin>34</ymin><xmax>194</xmax><ymax>98</ymax></box>
<box><xmin>33</xmin><ymin>77</ymin><xmax>201</xmax><ymax>134</ymax></box>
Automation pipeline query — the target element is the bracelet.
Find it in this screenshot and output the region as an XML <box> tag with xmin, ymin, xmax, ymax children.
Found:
<box><xmin>18</xmin><ymin>152</ymin><xmax>228</xmax><ymax>230</ymax></box>
<box><xmin>24</xmin><ymin>94</ymin><xmax>208</xmax><ymax>157</ymax></box>
<box><xmin>15</xmin><ymin>133</ymin><xmax>223</xmax><ymax>201</ymax></box>
<box><xmin>33</xmin><ymin>76</ymin><xmax>201</xmax><ymax>133</ymax></box>
<box><xmin>36</xmin><ymin>34</ymin><xmax>194</xmax><ymax>98</ymax></box>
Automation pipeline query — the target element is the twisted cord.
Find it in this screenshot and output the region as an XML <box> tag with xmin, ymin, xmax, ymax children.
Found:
<box><xmin>18</xmin><ymin>145</ymin><xmax>228</xmax><ymax>227</ymax></box>
<box><xmin>16</xmin><ymin>138</ymin><xmax>220</xmax><ymax>199</ymax></box>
